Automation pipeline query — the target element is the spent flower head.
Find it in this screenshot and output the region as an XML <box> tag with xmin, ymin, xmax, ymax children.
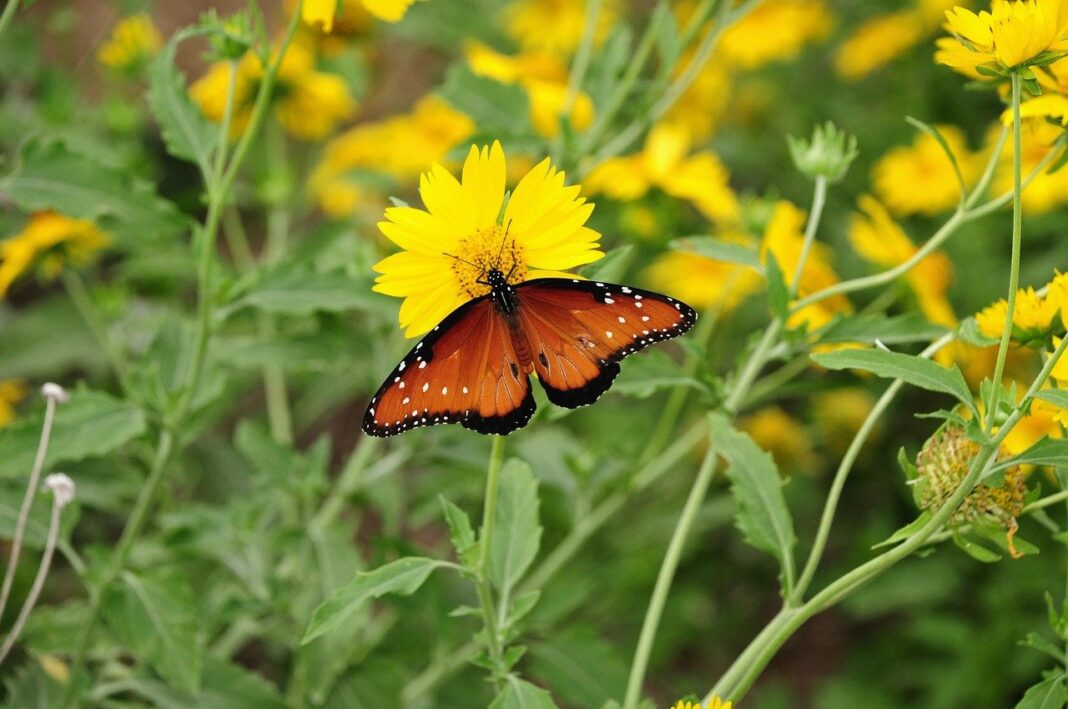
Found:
<box><xmin>787</xmin><ymin>121</ymin><xmax>859</xmax><ymax>183</ymax></box>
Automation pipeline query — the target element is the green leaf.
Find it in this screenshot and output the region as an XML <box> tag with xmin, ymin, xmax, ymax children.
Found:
<box><xmin>670</xmin><ymin>236</ymin><xmax>763</xmax><ymax>271</ymax></box>
<box><xmin>101</xmin><ymin>570</ymin><xmax>203</xmax><ymax>695</ymax></box>
<box><xmin>0</xmin><ymin>389</ymin><xmax>146</xmax><ymax>479</ymax></box>
<box><xmin>1035</xmin><ymin>390</ymin><xmax>1068</xmax><ymax>411</ymax></box>
<box><xmin>958</xmin><ymin>316</ymin><xmax>999</xmax><ymax>347</ymax></box>
<box><xmin>764</xmin><ymin>251</ymin><xmax>789</xmax><ymax>320</ymax></box>
<box><xmin>302</xmin><ymin>557</ymin><xmax>448</xmax><ymax>644</ymax></box>
<box><xmin>579</xmin><ymin>245</ymin><xmax>634</xmax><ymax>283</ymax></box>
<box><xmin>905</xmin><ymin>116</ymin><xmax>966</xmax><ymax>203</ymax></box>
<box><xmin>812</xmin><ymin>349</ymin><xmax>976</xmax><ymax>414</ymax></box>
<box><xmin>818</xmin><ymin>312</ymin><xmax>949</xmax><ymax>346</ymax></box>
<box><xmin>654</xmin><ymin>4</ymin><xmax>681</xmax><ymax>71</ymax></box>
<box><xmin>709</xmin><ymin>414</ymin><xmax>796</xmax><ymax>588</ymax></box>
<box><xmin>873</xmin><ymin>512</ymin><xmax>934</xmax><ymax>549</ymax></box>
<box><xmin>951</xmin><ymin>531</ymin><xmax>1001</xmax><ymax>563</ymax></box>
<box><xmin>222</xmin><ymin>268</ymin><xmax>383</xmax><ymax>317</ymax></box>
<box><xmin>528</xmin><ymin>628</ymin><xmax>628</xmax><ymax>709</ymax></box>
<box><xmin>438</xmin><ymin>65</ymin><xmax>532</xmax><ymax>138</ymax></box>
<box><xmin>490</xmin><ymin>676</ymin><xmax>558</xmax><ymax>709</ymax></box>
<box><xmin>489</xmin><ymin>459</ymin><xmax>543</xmax><ymax>599</ymax></box>
<box><xmin>147</xmin><ymin>28</ymin><xmax>218</xmax><ymax>178</ymax></box>
<box><xmin>440</xmin><ymin>496</ymin><xmax>478</xmax><ymax>567</ymax></box>
<box><xmin>1</xmin><ymin>139</ymin><xmax>188</xmax><ymax>241</ymax></box>
<box><xmin>1022</xmin><ymin>632</ymin><xmax>1067</xmax><ymax>664</ymax></box>
<box><xmin>613</xmin><ymin>349</ymin><xmax>709</xmax><ymax>399</ymax></box>
<box><xmin>0</xmin><ymin>296</ymin><xmax>102</xmax><ymax>379</ymax></box>
<box><xmin>1016</xmin><ymin>674</ymin><xmax>1068</xmax><ymax>709</ymax></box>
<box><xmin>995</xmin><ymin>437</ymin><xmax>1068</xmax><ymax>473</ymax></box>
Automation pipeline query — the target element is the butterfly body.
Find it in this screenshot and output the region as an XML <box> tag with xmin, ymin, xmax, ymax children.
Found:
<box><xmin>363</xmin><ymin>270</ymin><xmax>697</xmax><ymax>437</ymax></box>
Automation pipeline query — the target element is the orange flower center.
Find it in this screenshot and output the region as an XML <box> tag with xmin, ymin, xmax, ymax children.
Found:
<box><xmin>450</xmin><ymin>224</ymin><xmax>527</xmax><ymax>300</ymax></box>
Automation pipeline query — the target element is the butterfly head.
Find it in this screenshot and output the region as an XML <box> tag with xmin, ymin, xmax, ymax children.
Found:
<box><xmin>444</xmin><ymin>220</ymin><xmax>526</xmax><ymax>302</ymax></box>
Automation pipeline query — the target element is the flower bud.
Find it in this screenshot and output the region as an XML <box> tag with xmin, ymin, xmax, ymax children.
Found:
<box><xmin>787</xmin><ymin>121</ymin><xmax>859</xmax><ymax>184</ymax></box>
<box><xmin>41</xmin><ymin>383</ymin><xmax>69</xmax><ymax>404</ymax></box>
<box><xmin>200</xmin><ymin>10</ymin><xmax>254</xmax><ymax>61</ymax></box>
<box><xmin>43</xmin><ymin>473</ymin><xmax>76</xmax><ymax>509</ymax></box>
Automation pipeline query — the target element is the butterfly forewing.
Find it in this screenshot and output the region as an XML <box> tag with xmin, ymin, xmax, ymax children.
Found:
<box><xmin>516</xmin><ymin>279</ymin><xmax>697</xmax><ymax>408</ymax></box>
<box><xmin>363</xmin><ymin>297</ymin><xmax>535</xmax><ymax>437</ymax></box>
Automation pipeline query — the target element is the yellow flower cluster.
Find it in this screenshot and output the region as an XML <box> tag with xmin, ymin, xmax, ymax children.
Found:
<box><xmin>302</xmin><ymin>0</ymin><xmax>415</xmax><ymax>26</ymax></box>
<box><xmin>310</xmin><ymin>96</ymin><xmax>474</xmax><ymax>217</ymax></box>
<box><xmin>0</xmin><ymin>212</ymin><xmax>110</xmax><ymax>298</ymax></box>
<box><xmin>975</xmin><ymin>271</ymin><xmax>1067</xmax><ymax>343</ymax></box>
<box><xmin>937</xmin><ymin>0</ymin><xmax>1068</xmax><ymax>74</ymax></box>
<box><xmin>465</xmin><ymin>42</ymin><xmax>594</xmax><ymax>139</ymax></box>
<box><xmin>717</xmin><ymin>0</ymin><xmax>832</xmax><ymax>69</ymax></box>
<box><xmin>0</xmin><ymin>380</ymin><xmax>26</xmax><ymax>428</ymax></box>
<box><xmin>97</xmin><ymin>14</ymin><xmax>163</xmax><ymax>73</ymax></box>
<box><xmin>871</xmin><ymin>125</ymin><xmax>979</xmax><ymax>217</ymax></box>
<box><xmin>504</xmin><ymin>0</ymin><xmax>619</xmax><ymax>56</ymax></box>
<box><xmin>191</xmin><ymin>41</ymin><xmax>356</xmax><ymax>142</ymax></box>
<box><xmin>585</xmin><ymin>122</ymin><xmax>739</xmax><ymax>225</ymax></box>
<box><xmin>835</xmin><ymin>11</ymin><xmax>925</xmax><ymax>81</ymax></box>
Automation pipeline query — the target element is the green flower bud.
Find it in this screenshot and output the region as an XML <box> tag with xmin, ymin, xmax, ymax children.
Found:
<box><xmin>787</xmin><ymin>121</ymin><xmax>859</xmax><ymax>184</ymax></box>
<box><xmin>200</xmin><ymin>10</ymin><xmax>254</xmax><ymax>61</ymax></box>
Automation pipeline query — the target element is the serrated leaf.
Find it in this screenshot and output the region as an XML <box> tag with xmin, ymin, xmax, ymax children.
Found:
<box><xmin>818</xmin><ymin>312</ymin><xmax>949</xmax><ymax>346</ymax></box>
<box><xmin>490</xmin><ymin>676</ymin><xmax>558</xmax><ymax>709</ymax></box>
<box><xmin>440</xmin><ymin>496</ymin><xmax>478</xmax><ymax>567</ymax></box>
<box><xmin>709</xmin><ymin>414</ymin><xmax>795</xmax><ymax>588</ymax></box>
<box><xmin>102</xmin><ymin>570</ymin><xmax>202</xmax><ymax>695</ymax></box>
<box><xmin>1016</xmin><ymin>674</ymin><xmax>1068</xmax><ymax>709</ymax></box>
<box><xmin>1</xmin><ymin>140</ymin><xmax>188</xmax><ymax>241</ymax></box>
<box><xmin>0</xmin><ymin>389</ymin><xmax>146</xmax><ymax>479</ymax></box>
<box><xmin>670</xmin><ymin>236</ymin><xmax>763</xmax><ymax>271</ymax></box>
<box><xmin>490</xmin><ymin>459</ymin><xmax>542</xmax><ymax>601</ymax></box>
<box><xmin>812</xmin><ymin>349</ymin><xmax>976</xmax><ymax>415</ymax></box>
<box><xmin>764</xmin><ymin>251</ymin><xmax>789</xmax><ymax>319</ymax></box>
<box><xmin>302</xmin><ymin>557</ymin><xmax>447</xmax><ymax>644</ymax></box>
<box><xmin>147</xmin><ymin>28</ymin><xmax>218</xmax><ymax>178</ymax></box>
<box><xmin>579</xmin><ymin>245</ymin><xmax>634</xmax><ymax>282</ymax></box>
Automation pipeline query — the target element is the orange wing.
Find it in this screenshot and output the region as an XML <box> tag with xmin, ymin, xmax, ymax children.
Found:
<box><xmin>515</xmin><ymin>279</ymin><xmax>697</xmax><ymax>408</ymax></box>
<box><xmin>363</xmin><ymin>297</ymin><xmax>535</xmax><ymax>436</ymax></box>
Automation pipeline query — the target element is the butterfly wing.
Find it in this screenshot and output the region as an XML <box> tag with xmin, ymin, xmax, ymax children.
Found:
<box><xmin>515</xmin><ymin>278</ymin><xmax>697</xmax><ymax>408</ymax></box>
<box><xmin>363</xmin><ymin>297</ymin><xmax>535</xmax><ymax>437</ymax></box>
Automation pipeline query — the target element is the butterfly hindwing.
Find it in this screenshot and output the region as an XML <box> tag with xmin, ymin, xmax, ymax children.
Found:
<box><xmin>516</xmin><ymin>278</ymin><xmax>697</xmax><ymax>408</ymax></box>
<box><xmin>363</xmin><ymin>297</ymin><xmax>535</xmax><ymax>437</ymax></box>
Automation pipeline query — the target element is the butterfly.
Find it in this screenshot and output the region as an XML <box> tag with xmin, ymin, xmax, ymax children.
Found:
<box><xmin>363</xmin><ymin>266</ymin><xmax>697</xmax><ymax>437</ymax></box>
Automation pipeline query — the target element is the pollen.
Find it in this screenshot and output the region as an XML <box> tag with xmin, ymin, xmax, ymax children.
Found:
<box><xmin>450</xmin><ymin>224</ymin><xmax>527</xmax><ymax>300</ymax></box>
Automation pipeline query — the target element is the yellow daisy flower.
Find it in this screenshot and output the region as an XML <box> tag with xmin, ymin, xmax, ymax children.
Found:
<box><xmin>669</xmin><ymin>698</ymin><xmax>732</xmax><ymax>709</ymax></box>
<box><xmin>990</xmin><ymin>121</ymin><xmax>1068</xmax><ymax>214</ymax></box>
<box><xmin>740</xmin><ymin>406</ymin><xmax>820</xmax><ymax>473</ymax></box>
<box><xmin>0</xmin><ymin>212</ymin><xmax>110</xmax><ymax>298</ymax></box>
<box><xmin>1047</xmin><ymin>271</ymin><xmax>1068</xmax><ymax>329</ymax></box>
<box><xmin>643</xmin><ymin>235</ymin><xmax>763</xmax><ymax>312</ymax></box>
<box><xmin>584</xmin><ymin>122</ymin><xmax>740</xmax><ymax>225</ymax></box>
<box><xmin>373</xmin><ymin>142</ymin><xmax>602</xmax><ymax>337</ymax></box>
<box><xmin>871</xmin><ymin>125</ymin><xmax>977</xmax><ymax>217</ymax></box>
<box><xmin>835</xmin><ymin>11</ymin><xmax>925</xmax><ymax>81</ymax></box>
<box><xmin>504</xmin><ymin>0</ymin><xmax>618</xmax><ymax>56</ymax></box>
<box><xmin>975</xmin><ymin>287</ymin><xmax>1060</xmax><ymax>341</ymax></box>
<box><xmin>718</xmin><ymin>0</ymin><xmax>832</xmax><ymax>69</ymax></box>
<box><xmin>0</xmin><ymin>380</ymin><xmax>27</xmax><ymax>428</ymax></box>
<box><xmin>465</xmin><ymin>42</ymin><xmax>593</xmax><ymax>138</ymax></box>
<box><xmin>97</xmin><ymin>14</ymin><xmax>163</xmax><ymax>73</ymax></box>
<box><xmin>303</xmin><ymin>0</ymin><xmax>415</xmax><ymax>26</ymax></box>
<box><xmin>761</xmin><ymin>201</ymin><xmax>850</xmax><ymax>314</ymax></box>
<box><xmin>849</xmin><ymin>195</ymin><xmax>957</xmax><ymax>332</ymax></box>
<box><xmin>191</xmin><ymin>41</ymin><xmax>356</xmax><ymax>142</ymax></box>
<box><xmin>666</xmin><ymin>53</ymin><xmax>732</xmax><ymax>142</ymax></box>
<box><xmin>938</xmin><ymin>0</ymin><xmax>1068</xmax><ymax>73</ymax></box>
<box><xmin>310</xmin><ymin>96</ymin><xmax>474</xmax><ymax>217</ymax></box>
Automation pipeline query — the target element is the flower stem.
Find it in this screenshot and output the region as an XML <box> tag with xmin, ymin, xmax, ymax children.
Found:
<box><xmin>562</xmin><ymin>0</ymin><xmax>600</xmax><ymax>117</ymax></box>
<box><xmin>623</xmin><ymin>438</ymin><xmax>716</xmax><ymax>709</ymax></box>
<box><xmin>986</xmin><ymin>71</ymin><xmax>1023</xmax><ymax>429</ymax></box>
<box><xmin>0</xmin><ymin>0</ymin><xmax>21</xmax><ymax>41</ymax></box>
<box><xmin>789</xmin><ymin>176</ymin><xmax>826</xmax><ymax>298</ymax></box>
<box><xmin>476</xmin><ymin>435</ymin><xmax>507</xmax><ymax>687</ymax></box>
<box><xmin>0</xmin><ymin>390</ymin><xmax>59</xmax><ymax>622</ymax></box>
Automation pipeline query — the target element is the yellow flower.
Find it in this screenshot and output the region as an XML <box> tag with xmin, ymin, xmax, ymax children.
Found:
<box><xmin>97</xmin><ymin>14</ymin><xmax>163</xmax><ymax>73</ymax></box>
<box><xmin>835</xmin><ymin>11</ymin><xmax>925</xmax><ymax>80</ymax></box>
<box><xmin>741</xmin><ymin>406</ymin><xmax>820</xmax><ymax>473</ymax></box>
<box><xmin>1047</xmin><ymin>271</ymin><xmax>1068</xmax><ymax>329</ymax></box>
<box><xmin>975</xmin><ymin>287</ymin><xmax>1060</xmax><ymax>341</ymax></box>
<box><xmin>938</xmin><ymin>0</ymin><xmax>1068</xmax><ymax>72</ymax></box>
<box><xmin>871</xmin><ymin>125</ymin><xmax>977</xmax><ymax>217</ymax></box>
<box><xmin>990</xmin><ymin>121</ymin><xmax>1068</xmax><ymax>214</ymax></box>
<box><xmin>0</xmin><ymin>212</ymin><xmax>110</xmax><ymax>298</ymax></box>
<box><xmin>1001</xmin><ymin>395</ymin><xmax>1065</xmax><ymax>455</ymax></box>
<box><xmin>718</xmin><ymin>0</ymin><xmax>832</xmax><ymax>69</ymax></box>
<box><xmin>0</xmin><ymin>380</ymin><xmax>27</xmax><ymax>428</ymax></box>
<box><xmin>310</xmin><ymin>96</ymin><xmax>474</xmax><ymax>217</ymax></box>
<box><xmin>666</xmin><ymin>55</ymin><xmax>732</xmax><ymax>142</ymax></box>
<box><xmin>465</xmin><ymin>42</ymin><xmax>593</xmax><ymax>138</ymax></box>
<box><xmin>191</xmin><ymin>42</ymin><xmax>356</xmax><ymax>142</ymax></box>
<box><xmin>584</xmin><ymin>122</ymin><xmax>740</xmax><ymax>224</ymax></box>
<box><xmin>849</xmin><ymin>196</ymin><xmax>957</xmax><ymax>331</ymax></box>
<box><xmin>761</xmin><ymin>201</ymin><xmax>850</xmax><ymax>313</ymax></box>
<box><xmin>304</xmin><ymin>0</ymin><xmax>415</xmax><ymax>26</ymax></box>
<box><xmin>373</xmin><ymin>142</ymin><xmax>602</xmax><ymax>337</ymax></box>
<box><xmin>504</xmin><ymin>0</ymin><xmax>618</xmax><ymax>56</ymax></box>
<box><xmin>643</xmin><ymin>236</ymin><xmax>763</xmax><ymax>312</ymax></box>
<box><xmin>669</xmin><ymin>698</ymin><xmax>732</xmax><ymax>709</ymax></box>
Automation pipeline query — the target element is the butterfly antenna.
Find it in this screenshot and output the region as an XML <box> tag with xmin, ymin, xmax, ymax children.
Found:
<box><xmin>443</xmin><ymin>251</ymin><xmax>480</xmax><ymax>269</ymax></box>
<box><xmin>495</xmin><ymin>219</ymin><xmax>513</xmax><ymax>268</ymax></box>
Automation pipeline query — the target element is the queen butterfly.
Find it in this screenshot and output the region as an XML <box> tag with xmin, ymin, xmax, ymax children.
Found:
<box><xmin>363</xmin><ymin>266</ymin><xmax>697</xmax><ymax>436</ymax></box>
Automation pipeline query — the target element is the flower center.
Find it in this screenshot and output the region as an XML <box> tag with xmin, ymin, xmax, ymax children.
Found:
<box><xmin>450</xmin><ymin>224</ymin><xmax>526</xmax><ymax>300</ymax></box>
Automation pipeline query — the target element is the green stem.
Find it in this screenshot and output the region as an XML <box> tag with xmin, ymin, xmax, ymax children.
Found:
<box><xmin>789</xmin><ymin>176</ymin><xmax>826</xmax><ymax>298</ymax></box>
<box><xmin>790</xmin><ymin>333</ymin><xmax>954</xmax><ymax>603</ymax></box>
<box><xmin>623</xmin><ymin>437</ymin><xmax>716</xmax><ymax>709</ymax></box>
<box><xmin>212</xmin><ymin>60</ymin><xmax>239</xmax><ymax>185</ymax></box>
<box><xmin>476</xmin><ymin>436</ymin><xmax>507</xmax><ymax>687</ymax></box>
<box><xmin>986</xmin><ymin>71</ymin><xmax>1024</xmax><ymax>429</ymax></box>
<box><xmin>0</xmin><ymin>0</ymin><xmax>20</xmax><ymax>40</ymax></box>
<box><xmin>313</xmin><ymin>436</ymin><xmax>382</xmax><ymax>529</ymax></box>
<box><xmin>562</xmin><ymin>0</ymin><xmax>600</xmax><ymax>117</ymax></box>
